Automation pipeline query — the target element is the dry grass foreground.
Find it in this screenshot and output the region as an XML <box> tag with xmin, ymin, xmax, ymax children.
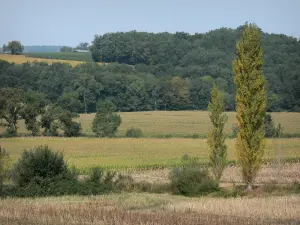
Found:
<box><xmin>0</xmin><ymin>193</ymin><xmax>299</xmax><ymax>225</ymax></box>
<box><xmin>1</xmin><ymin>111</ymin><xmax>300</xmax><ymax>136</ymax></box>
<box><xmin>1</xmin><ymin>137</ymin><xmax>300</xmax><ymax>170</ymax></box>
<box><xmin>0</xmin><ymin>54</ymin><xmax>100</xmax><ymax>67</ymax></box>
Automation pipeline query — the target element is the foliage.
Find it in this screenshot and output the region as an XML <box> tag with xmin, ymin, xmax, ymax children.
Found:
<box><xmin>207</xmin><ymin>85</ymin><xmax>228</xmax><ymax>183</ymax></box>
<box><xmin>233</xmin><ymin>23</ymin><xmax>267</xmax><ymax>188</ymax></box>
<box><xmin>60</xmin><ymin>46</ymin><xmax>73</xmax><ymax>52</ymax></box>
<box><xmin>11</xmin><ymin>145</ymin><xmax>69</xmax><ymax>187</ymax></box>
<box><xmin>41</xmin><ymin>105</ymin><xmax>81</xmax><ymax>137</ymax></box>
<box><xmin>125</xmin><ymin>127</ymin><xmax>144</xmax><ymax>138</ymax></box>
<box><xmin>170</xmin><ymin>166</ymin><xmax>219</xmax><ymax>196</ymax></box>
<box><xmin>75</xmin><ymin>42</ymin><xmax>90</xmax><ymax>50</ymax></box>
<box><xmin>7</xmin><ymin>41</ymin><xmax>24</xmax><ymax>55</ymax></box>
<box><xmin>92</xmin><ymin>100</ymin><xmax>121</xmax><ymax>137</ymax></box>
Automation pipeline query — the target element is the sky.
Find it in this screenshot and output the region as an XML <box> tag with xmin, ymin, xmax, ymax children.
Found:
<box><xmin>1</xmin><ymin>0</ymin><xmax>299</xmax><ymax>46</ymax></box>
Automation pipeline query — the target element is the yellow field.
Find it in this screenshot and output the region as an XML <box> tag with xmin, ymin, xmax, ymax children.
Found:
<box><xmin>1</xmin><ymin>137</ymin><xmax>299</xmax><ymax>170</ymax></box>
<box><xmin>0</xmin><ymin>54</ymin><xmax>96</xmax><ymax>67</ymax></box>
<box><xmin>1</xmin><ymin>111</ymin><xmax>300</xmax><ymax>137</ymax></box>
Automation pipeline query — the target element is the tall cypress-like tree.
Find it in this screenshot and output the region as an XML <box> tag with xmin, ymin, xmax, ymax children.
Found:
<box><xmin>207</xmin><ymin>84</ymin><xmax>228</xmax><ymax>184</ymax></box>
<box><xmin>233</xmin><ymin>23</ymin><xmax>267</xmax><ymax>189</ymax></box>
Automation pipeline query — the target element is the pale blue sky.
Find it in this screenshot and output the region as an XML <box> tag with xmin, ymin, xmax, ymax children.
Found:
<box><xmin>1</xmin><ymin>0</ymin><xmax>299</xmax><ymax>46</ymax></box>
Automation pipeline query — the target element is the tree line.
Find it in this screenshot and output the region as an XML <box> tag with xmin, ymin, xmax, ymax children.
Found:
<box><xmin>90</xmin><ymin>27</ymin><xmax>300</xmax><ymax>112</ymax></box>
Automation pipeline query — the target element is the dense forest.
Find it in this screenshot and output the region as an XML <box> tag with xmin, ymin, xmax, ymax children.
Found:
<box><xmin>1</xmin><ymin>26</ymin><xmax>300</xmax><ymax>113</ymax></box>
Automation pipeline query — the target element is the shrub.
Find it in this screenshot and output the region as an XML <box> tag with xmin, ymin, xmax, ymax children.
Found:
<box><xmin>170</xmin><ymin>166</ymin><xmax>219</xmax><ymax>196</ymax></box>
<box><xmin>11</xmin><ymin>145</ymin><xmax>70</xmax><ymax>187</ymax></box>
<box><xmin>125</xmin><ymin>127</ymin><xmax>143</xmax><ymax>138</ymax></box>
<box><xmin>63</xmin><ymin>121</ymin><xmax>82</xmax><ymax>137</ymax></box>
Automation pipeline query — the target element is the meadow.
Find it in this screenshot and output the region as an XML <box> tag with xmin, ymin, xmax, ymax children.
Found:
<box><xmin>0</xmin><ymin>54</ymin><xmax>97</xmax><ymax>67</ymax></box>
<box><xmin>2</xmin><ymin>111</ymin><xmax>300</xmax><ymax>137</ymax></box>
<box><xmin>1</xmin><ymin>137</ymin><xmax>300</xmax><ymax>171</ymax></box>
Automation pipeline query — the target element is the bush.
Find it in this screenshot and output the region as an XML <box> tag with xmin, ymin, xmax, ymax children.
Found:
<box><xmin>125</xmin><ymin>127</ymin><xmax>143</xmax><ymax>138</ymax></box>
<box><xmin>88</xmin><ymin>166</ymin><xmax>115</xmax><ymax>187</ymax></box>
<box><xmin>113</xmin><ymin>174</ymin><xmax>170</xmax><ymax>193</ymax></box>
<box><xmin>170</xmin><ymin>166</ymin><xmax>219</xmax><ymax>196</ymax></box>
<box><xmin>63</xmin><ymin>121</ymin><xmax>82</xmax><ymax>137</ymax></box>
<box><xmin>11</xmin><ymin>145</ymin><xmax>70</xmax><ymax>187</ymax></box>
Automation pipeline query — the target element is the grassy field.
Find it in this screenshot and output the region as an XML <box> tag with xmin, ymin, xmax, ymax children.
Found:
<box><xmin>0</xmin><ymin>54</ymin><xmax>97</xmax><ymax>67</ymax></box>
<box><xmin>1</xmin><ymin>193</ymin><xmax>299</xmax><ymax>224</ymax></box>
<box><xmin>1</xmin><ymin>111</ymin><xmax>300</xmax><ymax>137</ymax></box>
<box><xmin>1</xmin><ymin>137</ymin><xmax>300</xmax><ymax>171</ymax></box>
<box><xmin>24</xmin><ymin>52</ymin><xmax>93</xmax><ymax>62</ymax></box>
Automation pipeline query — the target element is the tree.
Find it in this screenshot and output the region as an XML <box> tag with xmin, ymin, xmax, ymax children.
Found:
<box><xmin>0</xmin><ymin>88</ymin><xmax>24</xmax><ymax>136</ymax></box>
<box><xmin>92</xmin><ymin>100</ymin><xmax>121</xmax><ymax>137</ymax></box>
<box><xmin>73</xmin><ymin>73</ymin><xmax>103</xmax><ymax>114</ymax></box>
<box><xmin>21</xmin><ymin>91</ymin><xmax>47</xmax><ymax>136</ymax></box>
<box><xmin>233</xmin><ymin>23</ymin><xmax>267</xmax><ymax>189</ymax></box>
<box><xmin>60</xmin><ymin>46</ymin><xmax>73</xmax><ymax>52</ymax></box>
<box><xmin>76</xmin><ymin>42</ymin><xmax>90</xmax><ymax>50</ymax></box>
<box><xmin>7</xmin><ymin>41</ymin><xmax>24</xmax><ymax>55</ymax></box>
<box><xmin>207</xmin><ymin>84</ymin><xmax>228</xmax><ymax>184</ymax></box>
<box><xmin>0</xmin><ymin>146</ymin><xmax>9</xmax><ymax>195</ymax></box>
<box><xmin>41</xmin><ymin>105</ymin><xmax>81</xmax><ymax>137</ymax></box>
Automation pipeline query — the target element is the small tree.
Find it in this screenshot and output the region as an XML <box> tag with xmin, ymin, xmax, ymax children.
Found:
<box><xmin>7</xmin><ymin>41</ymin><xmax>24</xmax><ymax>55</ymax></box>
<box><xmin>11</xmin><ymin>145</ymin><xmax>69</xmax><ymax>187</ymax></box>
<box><xmin>233</xmin><ymin>23</ymin><xmax>267</xmax><ymax>189</ymax></box>
<box><xmin>92</xmin><ymin>100</ymin><xmax>121</xmax><ymax>137</ymax></box>
<box><xmin>207</xmin><ymin>84</ymin><xmax>228</xmax><ymax>184</ymax></box>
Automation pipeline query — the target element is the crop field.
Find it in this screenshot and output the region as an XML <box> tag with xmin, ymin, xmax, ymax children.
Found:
<box><xmin>0</xmin><ymin>54</ymin><xmax>96</xmax><ymax>67</ymax></box>
<box><xmin>1</xmin><ymin>111</ymin><xmax>300</xmax><ymax>137</ymax></box>
<box><xmin>1</xmin><ymin>193</ymin><xmax>300</xmax><ymax>225</ymax></box>
<box><xmin>79</xmin><ymin>111</ymin><xmax>300</xmax><ymax>136</ymax></box>
<box><xmin>24</xmin><ymin>52</ymin><xmax>93</xmax><ymax>62</ymax></box>
<box><xmin>1</xmin><ymin>137</ymin><xmax>300</xmax><ymax>171</ymax></box>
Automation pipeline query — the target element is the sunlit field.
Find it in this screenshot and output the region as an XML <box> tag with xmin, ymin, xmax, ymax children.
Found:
<box><xmin>1</xmin><ymin>137</ymin><xmax>300</xmax><ymax>171</ymax></box>
<box><xmin>0</xmin><ymin>54</ymin><xmax>100</xmax><ymax>67</ymax></box>
<box><xmin>1</xmin><ymin>111</ymin><xmax>300</xmax><ymax>137</ymax></box>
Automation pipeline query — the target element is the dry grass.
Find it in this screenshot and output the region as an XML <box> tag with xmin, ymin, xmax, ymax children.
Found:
<box><xmin>1</xmin><ymin>137</ymin><xmax>300</xmax><ymax>171</ymax></box>
<box><xmin>130</xmin><ymin>162</ymin><xmax>300</xmax><ymax>185</ymax></box>
<box><xmin>1</xmin><ymin>111</ymin><xmax>300</xmax><ymax>136</ymax></box>
<box><xmin>0</xmin><ymin>193</ymin><xmax>299</xmax><ymax>224</ymax></box>
<box><xmin>0</xmin><ymin>54</ymin><xmax>100</xmax><ymax>67</ymax></box>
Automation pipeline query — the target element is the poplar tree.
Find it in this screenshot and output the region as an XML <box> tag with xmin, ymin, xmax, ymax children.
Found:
<box><xmin>207</xmin><ymin>84</ymin><xmax>228</xmax><ymax>184</ymax></box>
<box><xmin>233</xmin><ymin>23</ymin><xmax>267</xmax><ymax>189</ymax></box>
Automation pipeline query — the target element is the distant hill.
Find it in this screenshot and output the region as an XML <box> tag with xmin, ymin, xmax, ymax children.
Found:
<box><xmin>23</xmin><ymin>46</ymin><xmax>63</xmax><ymax>53</ymax></box>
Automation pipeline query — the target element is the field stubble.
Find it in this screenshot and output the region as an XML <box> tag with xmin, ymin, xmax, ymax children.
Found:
<box><xmin>0</xmin><ymin>193</ymin><xmax>299</xmax><ymax>225</ymax></box>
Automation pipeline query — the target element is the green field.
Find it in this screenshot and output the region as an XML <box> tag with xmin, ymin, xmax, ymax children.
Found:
<box><xmin>1</xmin><ymin>137</ymin><xmax>299</xmax><ymax>171</ymax></box>
<box><xmin>2</xmin><ymin>111</ymin><xmax>300</xmax><ymax>137</ymax></box>
<box><xmin>23</xmin><ymin>52</ymin><xmax>93</xmax><ymax>62</ymax></box>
